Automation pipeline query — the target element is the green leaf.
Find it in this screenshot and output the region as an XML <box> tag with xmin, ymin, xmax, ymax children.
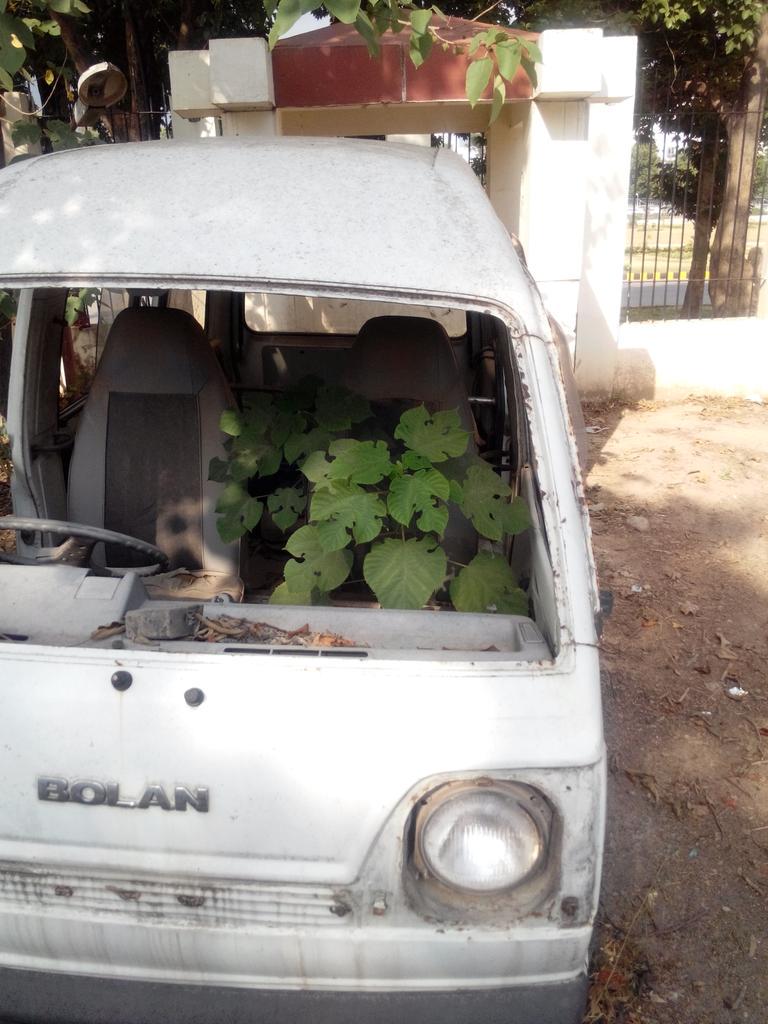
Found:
<box><xmin>242</xmin><ymin>497</ymin><xmax>264</xmax><ymax>531</ymax></box>
<box><xmin>387</xmin><ymin>0</ymin><xmax>403</xmax><ymax>31</ymax></box>
<box><xmin>45</xmin><ymin>118</ymin><xmax>89</xmax><ymax>151</ymax></box>
<box><xmin>269</xmin><ymin>581</ymin><xmax>314</xmax><ymax>605</ymax></box>
<box><xmin>64</xmin><ymin>287</ymin><xmax>98</xmax><ymax>326</ymax></box>
<box><xmin>284</xmin><ymin>426</ymin><xmax>333</xmax><ymax>465</ymax></box>
<box><xmin>410</xmin><ymin>8</ymin><xmax>431</xmax><ymax>34</ymax></box>
<box><xmin>313</xmin><ymin>518</ymin><xmax>350</xmax><ymax>552</ymax></box>
<box><xmin>500</xmin><ymin>495</ymin><xmax>531</xmax><ymax>535</ymax></box>
<box><xmin>401</xmin><ymin>450</ymin><xmax>433</xmax><ymax>472</ymax></box>
<box><xmin>0</xmin><ymin>290</ymin><xmax>17</xmax><ymax>320</ymax></box>
<box><xmin>229</xmin><ymin>436</ymin><xmax>282</xmax><ymax>479</ymax></box>
<box><xmin>0</xmin><ymin>14</ymin><xmax>28</xmax><ymax>76</ymax></box>
<box><xmin>495</xmin><ymin>589</ymin><xmax>529</xmax><ymax>615</ymax></box>
<box><xmin>301</xmin><ymin>450</ymin><xmax>335</xmax><ymax>489</ymax></box>
<box><xmin>310</xmin><ymin>481</ymin><xmax>386</xmax><ymax>544</ymax></box>
<box><xmin>409</xmin><ymin>27</ymin><xmax>432</xmax><ymax>67</ymax></box>
<box><xmin>326</xmin><ymin>438</ymin><xmax>393</xmax><ymax>485</ymax></box>
<box><xmin>355</xmin><ymin>9</ymin><xmax>380</xmax><ymax>56</ymax></box>
<box><xmin>495</xmin><ymin>40</ymin><xmax>521</xmax><ymax>83</ymax></box>
<box><xmin>466</xmin><ymin>56</ymin><xmax>493</xmax><ymax>107</ymax></box>
<box><xmin>394</xmin><ymin>405</ymin><xmax>469</xmax><ymax>462</ymax></box>
<box><xmin>268</xmin><ymin>0</ymin><xmax>316</xmax><ymax>48</ymax></box>
<box><xmin>364</xmin><ymin>537</ymin><xmax>447</xmax><ymax>609</ymax></box>
<box><xmin>448</xmin><ymin>478</ymin><xmax>464</xmax><ymax>504</ymax></box>
<box><xmin>11</xmin><ymin>119</ymin><xmax>42</xmax><ymax>146</ymax></box>
<box><xmin>229</xmin><ymin>450</ymin><xmax>259</xmax><ymax>482</ymax></box>
<box><xmin>216</xmin><ymin>511</ymin><xmax>247</xmax><ymax>543</ymax></box>
<box><xmin>271</xmin><ymin>409</ymin><xmax>306</xmax><ymax>448</ymax></box>
<box><xmin>0</xmin><ymin>66</ymin><xmax>13</xmax><ymax>90</ymax></box>
<box><xmin>324</xmin><ymin>0</ymin><xmax>361</xmax><ymax>24</ymax></box>
<box><xmin>314</xmin><ymin>385</ymin><xmax>371</xmax><ymax>431</ymax></box>
<box><xmin>284</xmin><ymin>524</ymin><xmax>353</xmax><ymax>593</ymax></box>
<box><xmin>239</xmin><ymin>392</ymin><xmax>274</xmax><ymax>436</ymax></box>
<box><xmin>387</xmin><ymin>468</ymin><xmax>449</xmax><ymax>534</ymax></box>
<box><xmin>208</xmin><ymin>457</ymin><xmax>229</xmax><ymax>483</ymax></box>
<box><xmin>522</xmin><ymin>39</ymin><xmax>542</xmax><ymax>64</ymax></box>
<box><xmin>215</xmin><ymin>481</ymin><xmax>248</xmax><ymax>514</ymax></box>
<box><xmin>220</xmin><ymin>409</ymin><xmax>243</xmax><ymax>437</ymax></box>
<box><xmin>467</xmin><ymin>32</ymin><xmax>483</xmax><ymax>56</ymax></box>
<box><xmin>450</xmin><ymin>551</ymin><xmax>528</xmax><ymax>614</ymax></box>
<box><xmin>6</xmin><ymin>13</ymin><xmax>34</xmax><ymax>48</ymax></box>
<box><xmin>372</xmin><ymin>4</ymin><xmax>392</xmax><ymax>36</ymax></box>
<box><xmin>459</xmin><ymin>464</ymin><xmax>530</xmax><ymax>541</ymax></box>
<box><xmin>267</xmin><ymin>486</ymin><xmax>306</xmax><ymax>530</ymax></box>
<box><xmin>489</xmin><ymin>73</ymin><xmax>505</xmax><ymax>125</ymax></box>
<box><xmin>520</xmin><ymin>54</ymin><xmax>537</xmax><ymax>89</ymax></box>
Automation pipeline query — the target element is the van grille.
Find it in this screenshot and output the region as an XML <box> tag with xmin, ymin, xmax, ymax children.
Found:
<box><xmin>0</xmin><ymin>862</ymin><xmax>353</xmax><ymax>928</ymax></box>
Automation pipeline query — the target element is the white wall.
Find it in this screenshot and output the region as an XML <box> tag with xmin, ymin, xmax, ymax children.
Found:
<box><xmin>614</xmin><ymin>318</ymin><xmax>768</xmax><ymax>400</ymax></box>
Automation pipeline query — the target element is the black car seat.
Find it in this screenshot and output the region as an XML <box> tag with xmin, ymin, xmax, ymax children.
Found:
<box><xmin>343</xmin><ymin>315</ymin><xmax>477</xmax><ymax>436</ymax></box>
<box><xmin>342</xmin><ymin>315</ymin><xmax>478</xmax><ymax>565</ymax></box>
<box><xmin>67</xmin><ymin>306</ymin><xmax>238</xmax><ymax>576</ymax></box>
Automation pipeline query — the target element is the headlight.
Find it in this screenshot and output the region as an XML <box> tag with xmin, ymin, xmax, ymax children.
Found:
<box><xmin>415</xmin><ymin>781</ymin><xmax>547</xmax><ymax>893</ymax></box>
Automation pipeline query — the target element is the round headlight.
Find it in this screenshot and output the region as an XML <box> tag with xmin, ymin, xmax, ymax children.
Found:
<box><xmin>417</xmin><ymin>783</ymin><xmax>545</xmax><ymax>893</ymax></box>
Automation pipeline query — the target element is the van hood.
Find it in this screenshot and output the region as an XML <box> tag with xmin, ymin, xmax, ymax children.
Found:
<box><xmin>0</xmin><ymin>643</ymin><xmax>602</xmax><ymax>885</ymax></box>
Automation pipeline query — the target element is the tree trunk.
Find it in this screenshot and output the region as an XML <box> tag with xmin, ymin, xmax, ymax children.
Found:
<box><xmin>124</xmin><ymin>2</ymin><xmax>152</xmax><ymax>142</ymax></box>
<box><xmin>48</xmin><ymin>10</ymin><xmax>94</xmax><ymax>75</ymax></box>
<box><xmin>176</xmin><ymin>0</ymin><xmax>198</xmax><ymax>49</ymax></box>
<box><xmin>709</xmin><ymin>12</ymin><xmax>768</xmax><ymax>317</ymax></box>
<box><xmin>681</xmin><ymin>118</ymin><xmax>720</xmax><ymax>318</ymax></box>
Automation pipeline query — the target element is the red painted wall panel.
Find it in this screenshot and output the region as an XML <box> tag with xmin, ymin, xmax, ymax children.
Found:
<box><xmin>273</xmin><ymin>45</ymin><xmax>403</xmax><ymax>108</ymax></box>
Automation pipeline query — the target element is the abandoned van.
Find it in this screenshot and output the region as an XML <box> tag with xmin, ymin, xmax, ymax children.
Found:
<box><xmin>0</xmin><ymin>137</ymin><xmax>603</xmax><ymax>1024</ymax></box>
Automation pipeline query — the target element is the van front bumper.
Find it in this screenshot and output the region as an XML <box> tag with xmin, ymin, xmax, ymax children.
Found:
<box><xmin>0</xmin><ymin>965</ymin><xmax>589</xmax><ymax>1024</ymax></box>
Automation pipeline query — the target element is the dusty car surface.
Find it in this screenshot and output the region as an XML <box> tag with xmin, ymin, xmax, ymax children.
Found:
<box><xmin>0</xmin><ymin>137</ymin><xmax>603</xmax><ymax>1024</ymax></box>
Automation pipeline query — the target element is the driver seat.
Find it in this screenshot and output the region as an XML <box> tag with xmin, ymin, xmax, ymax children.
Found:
<box><xmin>68</xmin><ymin>306</ymin><xmax>238</xmax><ymax>575</ymax></box>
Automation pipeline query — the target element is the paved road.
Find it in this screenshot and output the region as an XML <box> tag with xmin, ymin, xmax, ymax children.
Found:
<box><xmin>622</xmin><ymin>280</ymin><xmax>711</xmax><ymax>309</ymax></box>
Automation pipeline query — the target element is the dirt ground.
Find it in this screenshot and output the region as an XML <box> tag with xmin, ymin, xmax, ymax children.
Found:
<box><xmin>583</xmin><ymin>398</ymin><xmax>768</xmax><ymax>1024</ymax></box>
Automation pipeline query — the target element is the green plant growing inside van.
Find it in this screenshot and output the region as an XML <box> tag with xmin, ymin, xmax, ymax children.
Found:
<box><xmin>209</xmin><ymin>380</ymin><xmax>530</xmax><ymax>613</ymax></box>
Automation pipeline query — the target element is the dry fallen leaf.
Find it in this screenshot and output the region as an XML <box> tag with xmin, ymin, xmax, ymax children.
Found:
<box><xmin>679</xmin><ymin>601</ymin><xmax>699</xmax><ymax>616</ymax></box>
<box><xmin>90</xmin><ymin>621</ymin><xmax>126</xmax><ymax>641</ymax></box>
<box><xmin>715</xmin><ymin>632</ymin><xmax>739</xmax><ymax>661</ymax></box>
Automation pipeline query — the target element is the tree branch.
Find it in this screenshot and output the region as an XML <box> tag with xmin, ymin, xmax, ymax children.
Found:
<box><xmin>48</xmin><ymin>10</ymin><xmax>96</xmax><ymax>76</ymax></box>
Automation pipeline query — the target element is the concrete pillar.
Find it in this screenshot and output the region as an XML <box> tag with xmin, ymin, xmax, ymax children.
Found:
<box><xmin>486</xmin><ymin>104</ymin><xmax>527</xmax><ymax>235</ymax></box>
<box><xmin>220</xmin><ymin>111</ymin><xmax>276</xmax><ymax>136</ymax></box>
<box><xmin>168</xmin><ymin>37</ymin><xmax>276</xmax><ymax>139</ymax></box>
<box><xmin>519</xmin><ymin>99</ymin><xmax>590</xmax><ymax>334</ymax></box>
<box><xmin>170</xmin><ymin>110</ymin><xmax>219</xmax><ymax>140</ymax></box>
<box><xmin>484</xmin><ymin>29</ymin><xmax>636</xmax><ymax>391</ymax></box>
<box><xmin>574</xmin><ymin>35</ymin><xmax>637</xmax><ymax>393</ymax></box>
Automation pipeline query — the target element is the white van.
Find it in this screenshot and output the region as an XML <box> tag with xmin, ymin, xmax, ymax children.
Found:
<box><xmin>0</xmin><ymin>137</ymin><xmax>603</xmax><ymax>1024</ymax></box>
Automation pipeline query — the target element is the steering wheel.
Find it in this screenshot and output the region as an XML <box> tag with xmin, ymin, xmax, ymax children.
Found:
<box><xmin>0</xmin><ymin>517</ymin><xmax>170</xmax><ymax>577</ymax></box>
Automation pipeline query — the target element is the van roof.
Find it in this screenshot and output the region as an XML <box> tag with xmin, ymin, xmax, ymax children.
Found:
<box><xmin>0</xmin><ymin>136</ymin><xmax>538</xmax><ymax>320</ymax></box>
